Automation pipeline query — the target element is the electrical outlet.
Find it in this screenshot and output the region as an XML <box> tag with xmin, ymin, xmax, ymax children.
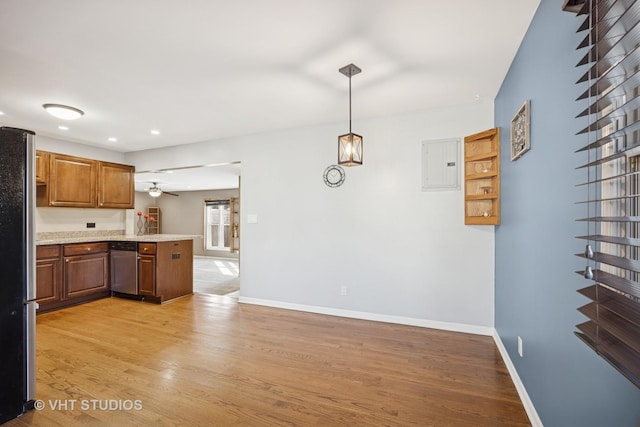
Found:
<box><xmin>517</xmin><ymin>336</ymin><xmax>523</xmax><ymax>357</ymax></box>
<box><xmin>340</xmin><ymin>286</ymin><xmax>348</xmax><ymax>296</ymax></box>
<box><xmin>86</xmin><ymin>222</ymin><xmax>96</xmax><ymax>228</ymax></box>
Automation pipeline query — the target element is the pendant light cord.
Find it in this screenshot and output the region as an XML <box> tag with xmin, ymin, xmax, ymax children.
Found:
<box><xmin>348</xmin><ymin>74</ymin><xmax>352</xmax><ymax>135</ymax></box>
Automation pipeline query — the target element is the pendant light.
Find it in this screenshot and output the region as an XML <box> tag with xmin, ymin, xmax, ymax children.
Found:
<box><xmin>338</xmin><ymin>63</ymin><xmax>363</xmax><ymax>166</ymax></box>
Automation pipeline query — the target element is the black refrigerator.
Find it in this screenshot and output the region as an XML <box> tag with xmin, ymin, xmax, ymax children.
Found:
<box><xmin>0</xmin><ymin>127</ymin><xmax>36</xmax><ymax>423</ymax></box>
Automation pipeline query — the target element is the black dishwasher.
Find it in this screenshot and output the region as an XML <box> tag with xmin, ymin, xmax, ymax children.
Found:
<box><xmin>110</xmin><ymin>241</ymin><xmax>138</xmax><ymax>296</ymax></box>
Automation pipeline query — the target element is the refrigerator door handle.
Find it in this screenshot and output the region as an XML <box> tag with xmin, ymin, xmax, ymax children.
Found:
<box><xmin>25</xmin><ymin>132</ymin><xmax>36</xmax><ymax>302</ymax></box>
<box><xmin>25</xmin><ymin>301</ymin><xmax>36</xmax><ymax>404</ymax></box>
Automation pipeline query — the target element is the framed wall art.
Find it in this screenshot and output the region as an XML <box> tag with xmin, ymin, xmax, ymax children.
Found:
<box><xmin>510</xmin><ymin>100</ymin><xmax>530</xmax><ymax>161</ymax></box>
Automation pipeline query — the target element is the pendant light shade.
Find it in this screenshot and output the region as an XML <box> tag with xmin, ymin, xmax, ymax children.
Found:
<box><xmin>338</xmin><ymin>64</ymin><xmax>363</xmax><ymax>166</ymax></box>
<box><xmin>338</xmin><ymin>132</ymin><xmax>363</xmax><ymax>166</ymax></box>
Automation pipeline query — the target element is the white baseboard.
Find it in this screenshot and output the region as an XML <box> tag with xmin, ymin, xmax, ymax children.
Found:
<box><xmin>238</xmin><ymin>296</ymin><xmax>494</xmax><ymax>336</ymax></box>
<box><xmin>492</xmin><ymin>330</ymin><xmax>543</xmax><ymax>427</ymax></box>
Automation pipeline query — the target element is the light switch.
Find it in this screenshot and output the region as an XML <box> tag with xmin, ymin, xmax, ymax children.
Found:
<box><xmin>247</xmin><ymin>214</ymin><xmax>258</xmax><ymax>224</ymax></box>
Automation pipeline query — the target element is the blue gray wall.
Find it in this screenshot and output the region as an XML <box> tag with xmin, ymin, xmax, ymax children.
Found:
<box><xmin>495</xmin><ymin>1</ymin><xmax>640</xmax><ymax>426</ymax></box>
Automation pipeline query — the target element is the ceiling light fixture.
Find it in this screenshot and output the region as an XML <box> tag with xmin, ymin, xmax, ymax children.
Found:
<box><xmin>148</xmin><ymin>182</ymin><xmax>163</xmax><ymax>197</ymax></box>
<box><xmin>108</xmin><ymin>137</ymin><xmax>117</xmax><ymax>142</ymax></box>
<box><xmin>58</xmin><ymin>125</ymin><xmax>69</xmax><ymax>130</ymax></box>
<box><xmin>338</xmin><ymin>63</ymin><xmax>363</xmax><ymax>166</ymax></box>
<box><xmin>42</xmin><ymin>103</ymin><xmax>84</xmax><ymax>120</ymax></box>
<box><xmin>150</xmin><ymin>129</ymin><xmax>160</xmax><ymax>135</ymax></box>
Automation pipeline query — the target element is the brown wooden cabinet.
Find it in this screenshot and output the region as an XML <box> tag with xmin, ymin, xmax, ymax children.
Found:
<box><xmin>464</xmin><ymin>128</ymin><xmax>501</xmax><ymax>225</ymax></box>
<box><xmin>35</xmin><ymin>150</ymin><xmax>48</xmax><ymax>185</ymax></box>
<box><xmin>137</xmin><ymin>240</ymin><xmax>192</xmax><ymax>303</ymax></box>
<box><xmin>39</xmin><ymin>153</ymin><xmax>98</xmax><ymax>207</ymax></box>
<box><xmin>98</xmin><ymin>161</ymin><xmax>135</xmax><ymax>208</ymax></box>
<box><xmin>36</xmin><ymin>151</ymin><xmax>135</xmax><ymax>209</ymax></box>
<box><xmin>63</xmin><ymin>242</ymin><xmax>109</xmax><ymax>299</ymax></box>
<box><xmin>138</xmin><ymin>242</ymin><xmax>156</xmax><ymax>296</ymax></box>
<box><xmin>36</xmin><ymin>245</ymin><xmax>62</xmax><ymax>308</ymax></box>
<box><xmin>36</xmin><ymin>242</ymin><xmax>109</xmax><ymax>313</ymax></box>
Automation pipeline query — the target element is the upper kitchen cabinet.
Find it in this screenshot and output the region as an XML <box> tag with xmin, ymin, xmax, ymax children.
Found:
<box><xmin>35</xmin><ymin>150</ymin><xmax>48</xmax><ymax>185</ymax></box>
<box><xmin>39</xmin><ymin>153</ymin><xmax>98</xmax><ymax>208</ymax></box>
<box><xmin>36</xmin><ymin>151</ymin><xmax>135</xmax><ymax>209</ymax></box>
<box><xmin>98</xmin><ymin>162</ymin><xmax>135</xmax><ymax>208</ymax></box>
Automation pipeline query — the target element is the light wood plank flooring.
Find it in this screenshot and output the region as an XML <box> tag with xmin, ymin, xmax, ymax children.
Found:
<box><xmin>7</xmin><ymin>294</ymin><xmax>530</xmax><ymax>426</ymax></box>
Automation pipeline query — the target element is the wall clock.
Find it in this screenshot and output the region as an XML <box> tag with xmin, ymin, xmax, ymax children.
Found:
<box><xmin>323</xmin><ymin>165</ymin><xmax>346</xmax><ymax>188</ymax></box>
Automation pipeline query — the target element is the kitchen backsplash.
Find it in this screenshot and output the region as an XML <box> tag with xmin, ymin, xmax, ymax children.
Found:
<box><xmin>37</xmin><ymin>229</ymin><xmax>125</xmax><ymax>241</ymax></box>
<box><xmin>36</xmin><ymin>207</ymin><xmax>135</xmax><ymax>235</ymax></box>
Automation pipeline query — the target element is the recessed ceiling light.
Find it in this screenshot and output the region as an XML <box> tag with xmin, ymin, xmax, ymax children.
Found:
<box><xmin>108</xmin><ymin>137</ymin><xmax>118</xmax><ymax>142</ymax></box>
<box><xmin>150</xmin><ymin>129</ymin><xmax>160</xmax><ymax>135</ymax></box>
<box><xmin>58</xmin><ymin>125</ymin><xmax>69</xmax><ymax>130</ymax></box>
<box><xmin>43</xmin><ymin>103</ymin><xmax>84</xmax><ymax>120</ymax></box>
<box><xmin>0</xmin><ymin>111</ymin><xmax>5</xmax><ymax>116</ymax></box>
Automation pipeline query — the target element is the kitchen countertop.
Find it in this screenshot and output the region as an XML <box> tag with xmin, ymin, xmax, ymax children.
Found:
<box><xmin>36</xmin><ymin>234</ymin><xmax>202</xmax><ymax>246</ymax></box>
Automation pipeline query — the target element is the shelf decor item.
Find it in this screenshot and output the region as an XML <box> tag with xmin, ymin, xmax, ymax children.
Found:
<box><xmin>510</xmin><ymin>100</ymin><xmax>531</xmax><ymax>161</ymax></box>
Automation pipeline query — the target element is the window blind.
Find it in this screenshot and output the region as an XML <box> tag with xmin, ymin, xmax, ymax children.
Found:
<box><xmin>574</xmin><ymin>0</ymin><xmax>640</xmax><ymax>389</ymax></box>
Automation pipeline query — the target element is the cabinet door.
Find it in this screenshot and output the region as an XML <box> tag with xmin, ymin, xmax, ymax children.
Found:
<box><xmin>35</xmin><ymin>150</ymin><xmax>48</xmax><ymax>185</ymax></box>
<box><xmin>138</xmin><ymin>254</ymin><xmax>156</xmax><ymax>296</ymax></box>
<box><xmin>64</xmin><ymin>252</ymin><xmax>109</xmax><ymax>298</ymax></box>
<box><xmin>48</xmin><ymin>154</ymin><xmax>97</xmax><ymax>207</ymax></box>
<box><xmin>36</xmin><ymin>258</ymin><xmax>60</xmax><ymax>305</ymax></box>
<box><xmin>98</xmin><ymin>162</ymin><xmax>135</xmax><ymax>208</ymax></box>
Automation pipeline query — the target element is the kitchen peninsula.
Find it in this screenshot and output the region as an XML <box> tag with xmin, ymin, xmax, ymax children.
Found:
<box><xmin>35</xmin><ymin>233</ymin><xmax>198</xmax><ymax>313</ymax></box>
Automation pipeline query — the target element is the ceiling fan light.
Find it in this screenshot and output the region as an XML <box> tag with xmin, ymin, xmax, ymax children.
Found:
<box><xmin>148</xmin><ymin>185</ymin><xmax>163</xmax><ymax>197</ymax></box>
<box><xmin>43</xmin><ymin>103</ymin><xmax>84</xmax><ymax>120</ymax></box>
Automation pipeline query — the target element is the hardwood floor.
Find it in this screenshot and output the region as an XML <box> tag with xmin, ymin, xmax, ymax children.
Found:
<box><xmin>7</xmin><ymin>294</ymin><xmax>530</xmax><ymax>426</ymax></box>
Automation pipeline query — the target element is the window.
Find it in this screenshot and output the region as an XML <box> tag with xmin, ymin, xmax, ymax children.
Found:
<box><xmin>574</xmin><ymin>0</ymin><xmax>640</xmax><ymax>389</ymax></box>
<box><xmin>205</xmin><ymin>200</ymin><xmax>230</xmax><ymax>251</ymax></box>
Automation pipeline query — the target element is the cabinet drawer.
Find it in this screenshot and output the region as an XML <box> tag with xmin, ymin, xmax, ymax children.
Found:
<box><xmin>138</xmin><ymin>243</ymin><xmax>156</xmax><ymax>255</ymax></box>
<box><xmin>63</xmin><ymin>242</ymin><xmax>109</xmax><ymax>257</ymax></box>
<box><xmin>36</xmin><ymin>244</ymin><xmax>60</xmax><ymax>259</ymax></box>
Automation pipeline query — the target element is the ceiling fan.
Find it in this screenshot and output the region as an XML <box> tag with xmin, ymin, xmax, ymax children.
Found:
<box><xmin>145</xmin><ymin>182</ymin><xmax>179</xmax><ymax>197</ymax></box>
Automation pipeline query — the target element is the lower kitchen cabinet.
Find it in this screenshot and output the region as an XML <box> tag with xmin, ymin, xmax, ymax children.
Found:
<box><xmin>137</xmin><ymin>240</ymin><xmax>192</xmax><ymax>303</ymax></box>
<box><xmin>36</xmin><ymin>242</ymin><xmax>110</xmax><ymax>313</ymax></box>
<box><xmin>36</xmin><ymin>245</ymin><xmax>62</xmax><ymax>309</ymax></box>
<box><xmin>64</xmin><ymin>243</ymin><xmax>110</xmax><ymax>299</ymax></box>
<box><xmin>138</xmin><ymin>253</ymin><xmax>156</xmax><ymax>297</ymax></box>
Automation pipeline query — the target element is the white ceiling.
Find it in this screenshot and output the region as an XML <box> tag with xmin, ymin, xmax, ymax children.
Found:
<box><xmin>135</xmin><ymin>162</ymin><xmax>241</xmax><ymax>193</ymax></box>
<box><xmin>0</xmin><ymin>0</ymin><xmax>540</xmax><ymax>191</ymax></box>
